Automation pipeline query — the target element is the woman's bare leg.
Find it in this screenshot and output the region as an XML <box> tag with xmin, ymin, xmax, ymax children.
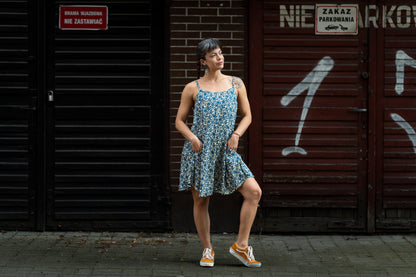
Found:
<box><xmin>236</xmin><ymin>177</ymin><xmax>262</xmax><ymax>248</ymax></box>
<box><xmin>191</xmin><ymin>187</ymin><xmax>212</xmax><ymax>249</ymax></box>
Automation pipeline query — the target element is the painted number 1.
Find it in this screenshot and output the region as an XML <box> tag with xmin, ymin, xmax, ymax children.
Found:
<box><xmin>393</xmin><ymin>50</ymin><xmax>416</xmax><ymax>155</ymax></box>
<box><xmin>395</xmin><ymin>50</ymin><xmax>416</xmax><ymax>95</ymax></box>
<box><xmin>280</xmin><ymin>56</ymin><xmax>334</xmax><ymax>156</ymax></box>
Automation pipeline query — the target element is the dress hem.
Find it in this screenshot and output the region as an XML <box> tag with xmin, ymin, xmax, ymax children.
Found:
<box><xmin>178</xmin><ymin>174</ymin><xmax>254</xmax><ymax>197</ymax></box>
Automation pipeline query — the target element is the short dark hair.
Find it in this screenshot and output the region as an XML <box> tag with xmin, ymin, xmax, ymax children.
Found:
<box><xmin>196</xmin><ymin>38</ymin><xmax>222</xmax><ymax>60</ymax></box>
<box><xmin>196</xmin><ymin>38</ymin><xmax>222</xmax><ymax>78</ymax></box>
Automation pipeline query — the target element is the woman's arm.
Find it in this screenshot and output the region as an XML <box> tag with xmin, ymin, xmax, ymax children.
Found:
<box><xmin>234</xmin><ymin>77</ymin><xmax>252</xmax><ymax>135</ymax></box>
<box><xmin>228</xmin><ymin>77</ymin><xmax>252</xmax><ymax>150</ymax></box>
<box><xmin>175</xmin><ymin>82</ymin><xmax>203</xmax><ymax>153</ymax></box>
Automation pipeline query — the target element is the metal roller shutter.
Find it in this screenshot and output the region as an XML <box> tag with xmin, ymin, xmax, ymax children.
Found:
<box><xmin>249</xmin><ymin>0</ymin><xmax>369</xmax><ymax>232</ymax></box>
<box><xmin>376</xmin><ymin>0</ymin><xmax>416</xmax><ymax>231</ymax></box>
<box><xmin>45</xmin><ymin>0</ymin><xmax>168</xmax><ymax>231</ymax></box>
<box><xmin>0</xmin><ymin>0</ymin><xmax>37</xmax><ymax>229</ymax></box>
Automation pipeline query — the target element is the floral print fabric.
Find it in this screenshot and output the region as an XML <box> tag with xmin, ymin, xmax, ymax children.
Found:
<box><xmin>179</xmin><ymin>77</ymin><xmax>254</xmax><ymax>197</ymax></box>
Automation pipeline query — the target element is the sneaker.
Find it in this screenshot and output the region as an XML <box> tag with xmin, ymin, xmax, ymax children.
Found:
<box><xmin>200</xmin><ymin>248</ymin><xmax>214</xmax><ymax>267</ymax></box>
<box><xmin>229</xmin><ymin>242</ymin><xmax>262</xmax><ymax>267</ymax></box>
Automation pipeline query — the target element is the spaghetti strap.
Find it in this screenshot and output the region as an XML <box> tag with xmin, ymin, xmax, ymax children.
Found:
<box><xmin>195</xmin><ymin>80</ymin><xmax>200</xmax><ymax>89</ymax></box>
<box><xmin>232</xmin><ymin>76</ymin><xmax>235</xmax><ymax>88</ymax></box>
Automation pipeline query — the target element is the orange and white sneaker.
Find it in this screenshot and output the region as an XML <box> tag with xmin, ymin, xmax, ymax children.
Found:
<box><xmin>200</xmin><ymin>248</ymin><xmax>214</xmax><ymax>267</ymax></box>
<box><xmin>229</xmin><ymin>242</ymin><xmax>262</xmax><ymax>267</ymax></box>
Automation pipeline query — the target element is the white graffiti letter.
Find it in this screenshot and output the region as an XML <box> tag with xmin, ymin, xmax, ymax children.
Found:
<box><xmin>382</xmin><ymin>5</ymin><xmax>396</xmax><ymax>28</ymax></box>
<box><xmin>280</xmin><ymin>56</ymin><xmax>334</xmax><ymax>156</ymax></box>
<box><xmin>280</xmin><ymin>5</ymin><xmax>294</xmax><ymax>28</ymax></box>
<box><xmin>395</xmin><ymin>50</ymin><xmax>416</xmax><ymax>95</ymax></box>
<box><xmin>396</xmin><ymin>5</ymin><xmax>411</xmax><ymax>28</ymax></box>
<box><xmin>391</xmin><ymin>113</ymin><xmax>416</xmax><ymax>155</ymax></box>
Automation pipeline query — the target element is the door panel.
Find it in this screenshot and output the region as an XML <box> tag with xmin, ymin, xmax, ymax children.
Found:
<box><xmin>45</xmin><ymin>0</ymin><xmax>168</xmax><ymax>231</ymax></box>
<box><xmin>0</xmin><ymin>0</ymin><xmax>37</xmax><ymax>229</ymax></box>
<box><xmin>249</xmin><ymin>0</ymin><xmax>368</xmax><ymax>232</ymax></box>
<box><xmin>376</xmin><ymin>0</ymin><xmax>416</xmax><ymax>231</ymax></box>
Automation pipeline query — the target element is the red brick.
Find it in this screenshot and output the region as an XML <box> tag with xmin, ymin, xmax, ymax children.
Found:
<box><xmin>188</xmin><ymin>8</ymin><xmax>218</xmax><ymax>15</ymax></box>
<box><xmin>170</xmin><ymin>54</ymin><xmax>186</xmax><ymax>62</ymax></box>
<box><xmin>223</xmin><ymin>55</ymin><xmax>243</xmax><ymax>63</ymax></box>
<box><xmin>171</xmin><ymin>132</ymin><xmax>190</xmax><ymax>140</ymax></box>
<box><xmin>225</xmin><ymin>42</ymin><xmax>244</xmax><ymax>49</ymax></box>
<box><xmin>171</xmin><ymin>15</ymin><xmax>200</xmax><ymax>23</ymax></box>
<box><xmin>170</xmin><ymin>108</ymin><xmax>181</xmax><ymax>116</ymax></box>
<box><xmin>201</xmin><ymin>16</ymin><xmax>231</xmax><ymax>24</ymax></box>
<box><xmin>215</xmin><ymin>45</ymin><xmax>234</xmax><ymax>54</ymax></box>
<box><xmin>218</xmin><ymin>23</ymin><xmax>244</xmax><ymax>31</ymax></box>
<box><xmin>231</xmin><ymin>31</ymin><xmax>245</xmax><ymax>39</ymax></box>
<box><xmin>222</xmin><ymin>39</ymin><xmax>243</xmax><ymax>45</ymax></box>
<box><xmin>170</xmin><ymin>84</ymin><xmax>185</xmax><ymax>90</ymax></box>
<box><xmin>231</xmin><ymin>0</ymin><xmax>247</xmax><ymax>8</ymax></box>
<box><xmin>231</xmin><ymin>16</ymin><xmax>245</xmax><ymax>24</ymax></box>
<box><xmin>170</xmin><ymin>7</ymin><xmax>186</xmax><ymax>15</ymax></box>
<box><xmin>187</xmin><ymin>23</ymin><xmax>218</xmax><ymax>31</ymax></box>
<box><xmin>187</xmin><ymin>67</ymin><xmax>200</xmax><ymax>75</ymax></box>
<box><xmin>169</xmin><ymin>93</ymin><xmax>182</xmax><ymax>100</ymax></box>
<box><xmin>219</xmin><ymin>8</ymin><xmax>245</xmax><ymax>15</ymax></box>
<box><xmin>170</xmin><ymin>23</ymin><xmax>187</xmax><ymax>31</ymax></box>
<box><xmin>171</xmin><ymin>31</ymin><xmax>201</xmax><ymax>38</ymax></box>
<box><xmin>184</xmin><ymin>76</ymin><xmax>196</xmax><ymax>82</ymax></box>
<box><xmin>170</xmin><ymin>77</ymin><xmax>195</xmax><ymax>85</ymax></box>
<box><xmin>187</xmin><ymin>55</ymin><xmax>200</xmax><ymax>62</ymax></box>
<box><xmin>231</xmin><ymin>62</ymin><xmax>244</xmax><ymax>71</ymax></box>
<box><xmin>201</xmin><ymin>1</ymin><xmax>231</xmax><ymax>8</ymax></box>
<box><xmin>169</xmin><ymin>75</ymin><xmax>189</xmax><ymax>83</ymax></box>
<box><xmin>170</xmin><ymin>70</ymin><xmax>186</xmax><ymax>77</ymax></box>
<box><xmin>171</xmin><ymin>0</ymin><xmax>199</xmax><ymax>8</ymax></box>
<box><xmin>170</xmin><ymin>172</ymin><xmax>180</xmax><ymax>177</ymax></box>
<box><xmin>231</xmin><ymin>46</ymin><xmax>244</xmax><ymax>54</ymax></box>
<box><xmin>170</xmin><ymin>139</ymin><xmax>188</xmax><ymax>147</ymax></box>
<box><xmin>170</xmin><ymin>39</ymin><xmax>187</xmax><ymax>46</ymax></box>
<box><xmin>170</xmin><ymin>163</ymin><xmax>181</xmax><ymax>169</ymax></box>
<box><xmin>170</xmin><ymin>46</ymin><xmax>195</xmax><ymax>54</ymax></box>
<box><xmin>201</xmin><ymin>31</ymin><xmax>232</xmax><ymax>38</ymax></box>
<box><xmin>170</xmin><ymin>92</ymin><xmax>183</xmax><ymax>97</ymax></box>
<box><xmin>186</xmin><ymin>38</ymin><xmax>206</xmax><ymax>46</ymax></box>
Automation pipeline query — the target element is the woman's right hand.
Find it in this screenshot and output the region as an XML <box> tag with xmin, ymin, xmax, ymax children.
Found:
<box><xmin>190</xmin><ymin>136</ymin><xmax>203</xmax><ymax>153</ymax></box>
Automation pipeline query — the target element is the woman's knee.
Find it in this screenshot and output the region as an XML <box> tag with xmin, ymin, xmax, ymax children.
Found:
<box><xmin>251</xmin><ymin>186</ymin><xmax>262</xmax><ymax>202</ymax></box>
<box><xmin>241</xmin><ymin>179</ymin><xmax>262</xmax><ymax>202</ymax></box>
<box><xmin>193</xmin><ymin>196</ymin><xmax>210</xmax><ymax>209</ymax></box>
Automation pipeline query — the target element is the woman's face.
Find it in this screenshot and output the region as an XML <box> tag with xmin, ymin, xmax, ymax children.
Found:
<box><xmin>201</xmin><ymin>47</ymin><xmax>224</xmax><ymax>70</ymax></box>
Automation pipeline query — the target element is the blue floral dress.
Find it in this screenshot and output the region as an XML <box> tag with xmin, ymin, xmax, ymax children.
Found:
<box><xmin>178</xmin><ymin>76</ymin><xmax>254</xmax><ymax>197</ymax></box>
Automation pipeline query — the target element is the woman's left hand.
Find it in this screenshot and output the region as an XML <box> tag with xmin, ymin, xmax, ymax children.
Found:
<box><xmin>227</xmin><ymin>133</ymin><xmax>239</xmax><ymax>151</ymax></box>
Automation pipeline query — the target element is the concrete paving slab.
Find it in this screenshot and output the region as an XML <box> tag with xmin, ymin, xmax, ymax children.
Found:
<box><xmin>1</xmin><ymin>232</ymin><xmax>416</xmax><ymax>276</ymax></box>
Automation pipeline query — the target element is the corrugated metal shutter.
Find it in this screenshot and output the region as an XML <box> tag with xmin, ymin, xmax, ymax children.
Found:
<box><xmin>249</xmin><ymin>0</ymin><xmax>368</xmax><ymax>232</ymax></box>
<box><xmin>46</xmin><ymin>0</ymin><xmax>168</xmax><ymax>231</ymax></box>
<box><xmin>0</xmin><ymin>0</ymin><xmax>36</xmax><ymax>229</ymax></box>
<box><xmin>377</xmin><ymin>0</ymin><xmax>416</xmax><ymax>231</ymax></box>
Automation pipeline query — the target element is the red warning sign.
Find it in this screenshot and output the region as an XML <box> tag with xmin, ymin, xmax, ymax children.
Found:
<box><xmin>59</xmin><ymin>6</ymin><xmax>108</xmax><ymax>30</ymax></box>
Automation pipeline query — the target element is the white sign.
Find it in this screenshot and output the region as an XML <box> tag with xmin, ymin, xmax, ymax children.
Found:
<box><xmin>315</xmin><ymin>4</ymin><xmax>359</xmax><ymax>35</ymax></box>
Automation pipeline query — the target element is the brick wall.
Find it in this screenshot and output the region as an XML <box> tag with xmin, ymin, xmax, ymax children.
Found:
<box><xmin>169</xmin><ymin>0</ymin><xmax>247</xmax><ymax>189</ymax></box>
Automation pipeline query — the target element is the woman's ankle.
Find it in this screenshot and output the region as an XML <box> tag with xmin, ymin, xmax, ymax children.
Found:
<box><xmin>235</xmin><ymin>240</ymin><xmax>248</xmax><ymax>249</ymax></box>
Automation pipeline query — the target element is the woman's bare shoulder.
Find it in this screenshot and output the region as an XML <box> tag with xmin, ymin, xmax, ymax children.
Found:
<box><xmin>182</xmin><ymin>80</ymin><xmax>199</xmax><ymax>95</ymax></box>
<box><xmin>230</xmin><ymin>76</ymin><xmax>245</xmax><ymax>90</ymax></box>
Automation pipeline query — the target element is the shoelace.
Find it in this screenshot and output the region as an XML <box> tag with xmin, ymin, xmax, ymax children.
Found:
<box><xmin>202</xmin><ymin>248</ymin><xmax>213</xmax><ymax>259</ymax></box>
<box><xmin>247</xmin><ymin>246</ymin><xmax>256</xmax><ymax>262</ymax></box>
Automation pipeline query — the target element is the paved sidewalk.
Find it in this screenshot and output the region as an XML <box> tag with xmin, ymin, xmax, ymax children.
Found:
<box><xmin>0</xmin><ymin>231</ymin><xmax>416</xmax><ymax>276</ymax></box>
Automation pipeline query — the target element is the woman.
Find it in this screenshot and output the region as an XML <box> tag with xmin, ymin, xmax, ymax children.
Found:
<box><xmin>175</xmin><ymin>38</ymin><xmax>262</xmax><ymax>268</ymax></box>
